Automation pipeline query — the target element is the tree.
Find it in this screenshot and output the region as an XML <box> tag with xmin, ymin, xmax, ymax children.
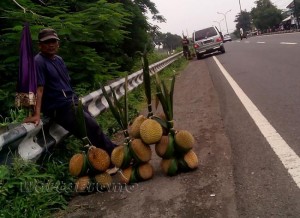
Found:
<box><xmin>0</xmin><ymin>0</ymin><xmax>165</xmax><ymax>117</ymax></box>
<box><xmin>160</xmin><ymin>32</ymin><xmax>182</xmax><ymax>51</ymax></box>
<box><xmin>235</xmin><ymin>11</ymin><xmax>252</xmax><ymax>32</ymax></box>
<box><xmin>251</xmin><ymin>0</ymin><xmax>282</xmax><ymax>31</ymax></box>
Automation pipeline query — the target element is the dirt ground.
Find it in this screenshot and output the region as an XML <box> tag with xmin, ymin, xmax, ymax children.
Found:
<box><xmin>58</xmin><ymin>59</ymin><xmax>238</xmax><ymax>218</ymax></box>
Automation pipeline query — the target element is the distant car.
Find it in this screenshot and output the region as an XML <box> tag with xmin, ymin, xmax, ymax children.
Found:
<box><xmin>223</xmin><ymin>33</ymin><xmax>232</xmax><ymax>42</ymax></box>
<box><xmin>192</xmin><ymin>26</ymin><xmax>225</xmax><ymax>60</ymax></box>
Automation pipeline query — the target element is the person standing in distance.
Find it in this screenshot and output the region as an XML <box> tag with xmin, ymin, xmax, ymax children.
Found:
<box><xmin>239</xmin><ymin>27</ymin><xmax>244</xmax><ymax>40</ymax></box>
<box><xmin>24</xmin><ymin>28</ymin><xmax>116</xmax><ymax>155</ymax></box>
<box><xmin>182</xmin><ymin>36</ymin><xmax>191</xmax><ymax>59</ymax></box>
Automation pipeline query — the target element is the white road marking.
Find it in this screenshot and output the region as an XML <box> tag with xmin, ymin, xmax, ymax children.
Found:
<box><xmin>280</xmin><ymin>42</ymin><xmax>298</xmax><ymax>45</ymax></box>
<box><xmin>257</xmin><ymin>42</ymin><xmax>266</xmax><ymax>44</ymax></box>
<box><xmin>213</xmin><ymin>56</ymin><xmax>300</xmax><ymax>189</ymax></box>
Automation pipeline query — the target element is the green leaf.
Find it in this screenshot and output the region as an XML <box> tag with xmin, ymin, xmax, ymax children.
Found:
<box><xmin>170</xmin><ymin>75</ymin><xmax>176</xmax><ymax>119</ymax></box>
<box><xmin>142</xmin><ymin>49</ymin><xmax>152</xmax><ymax>116</ymax></box>
<box><xmin>0</xmin><ymin>165</ymin><xmax>10</xmax><ymax>180</ymax></box>
<box><xmin>74</xmin><ymin>98</ymin><xmax>88</xmax><ymax>143</ymax></box>
<box><xmin>101</xmin><ymin>83</ymin><xmax>124</xmax><ymax>131</ymax></box>
<box><xmin>124</xmin><ymin>75</ymin><xmax>129</xmax><ymax>130</ymax></box>
<box><xmin>110</xmin><ymin>86</ymin><xmax>125</xmax><ymax>129</ymax></box>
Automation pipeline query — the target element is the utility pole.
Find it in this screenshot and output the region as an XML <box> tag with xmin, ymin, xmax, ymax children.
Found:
<box><xmin>213</xmin><ymin>19</ymin><xmax>224</xmax><ymax>32</ymax></box>
<box><xmin>294</xmin><ymin>0</ymin><xmax>299</xmax><ymax>29</ymax></box>
<box><xmin>217</xmin><ymin>10</ymin><xmax>231</xmax><ymax>34</ymax></box>
<box><xmin>239</xmin><ymin>0</ymin><xmax>242</xmax><ymax>13</ymax></box>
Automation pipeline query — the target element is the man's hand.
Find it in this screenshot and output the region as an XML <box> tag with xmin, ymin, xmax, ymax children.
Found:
<box><xmin>24</xmin><ymin>114</ymin><xmax>41</xmax><ymax>126</ymax></box>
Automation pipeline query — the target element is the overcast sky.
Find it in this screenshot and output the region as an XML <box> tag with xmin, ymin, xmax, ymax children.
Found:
<box><xmin>149</xmin><ymin>0</ymin><xmax>292</xmax><ymax>36</ymax></box>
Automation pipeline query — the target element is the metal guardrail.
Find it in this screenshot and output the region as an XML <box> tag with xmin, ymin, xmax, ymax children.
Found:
<box><xmin>0</xmin><ymin>52</ymin><xmax>182</xmax><ymax>163</ymax></box>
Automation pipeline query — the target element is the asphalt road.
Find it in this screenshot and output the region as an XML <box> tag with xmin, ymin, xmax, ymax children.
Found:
<box><xmin>205</xmin><ymin>32</ymin><xmax>300</xmax><ymax>217</ymax></box>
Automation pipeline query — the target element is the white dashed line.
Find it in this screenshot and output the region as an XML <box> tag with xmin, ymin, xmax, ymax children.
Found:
<box><xmin>213</xmin><ymin>56</ymin><xmax>300</xmax><ymax>189</ymax></box>
<box><xmin>280</xmin><ymin>42</ymin><xmax>298</xmax><ymax>45</ymax></box>
<box><xmin>257</xmin><ymin>42</ymin><xmax>266</xmax><ymax>44</ymax></box>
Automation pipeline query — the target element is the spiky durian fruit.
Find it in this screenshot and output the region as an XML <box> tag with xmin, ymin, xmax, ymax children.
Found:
<box><xmin>130</xmin><ymin>139</ymin><xmax>152</xmax><ymax>163</ymax></box>
<box><xmin>75</xmin><ymin>176</ymin><xmax>91</xmax><ymax>192</ymax></box>
<box><xmin>140</xmin><ymin>119</ymin><xmax>163</xmax><ymax>144</ymax></box>
<box><xmin>161</xmin><ymin>158</ymin><xmax>178</xmax><ymax>176</ymax></box>
<box><xmin>155</xmin><ymin>134</ymin><xmax>175</xmax><ymax>159</ymax></box>
<box><xmin>111</xmin><ymin>145</ymin><xmax>132</xmax><ymax>169</ymax></box>
<box><xmin>178</xmin><ymin>150</ymin><xmax>199</xmax><ymax>171</ymax></box>
<box><xmin>88</xmin><ymin>146</ymin><xmax>110</xmax><ymax>172</ymax></box>
<box><xmin>69</xmin><ymin>153</ymin><xmax>87</xmax><ymax>177</ymax></box>
<box><xmin>95</xmin><ymin>172</ymin><xmax>112</xmax><ymax>190</ymax></box>
<box><xmin>118</xmin><ymin>166</ymin><xmax>137</xmax><ymax>184</ymax></box>
<box><xmin>129</xmin><ymin>115</ymin><xmax>147</xmax><ymax>138</ymax></box>
<box><xmin>174</xmin><ymin>130</ymin><xmax>195</xmax><ymax>153</ymax></box>
<box><xmin>136</xmin><ymin>163</ymin><xmax>154</xmax><ymax>181</ymax></box>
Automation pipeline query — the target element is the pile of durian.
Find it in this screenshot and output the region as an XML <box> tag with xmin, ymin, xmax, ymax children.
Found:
<box><xmin>129</xmin><ymin>113</ymin><xmax>199</xmax><ymax>177</ymax></box>
<box><xmin>68</xmin><ymin>100</ymin><xmax>113</xmax><ymax>193</ymax></box>
<box><xmin>102</xmin><ymin>76</ymin><xmax>155</xmax><ymax>185</ymax></box>
<box><xmin>112</xmin><ymin>52</ymin><xmax>199</xmax><ymax>181</ymax></box>
<box><xmin>68</xmin><ymin>52</ymin><xmax>199</xmax><ymax>193</ymax></box>
<box><xmin>153</xmin><ymin>72</ymin><xmax>199</xmax><ymax>176</ymax></box>
<box><xmin>69</xmin><ymin>146</ymin><xmax>113</xmax><ymax>193</ymax></box>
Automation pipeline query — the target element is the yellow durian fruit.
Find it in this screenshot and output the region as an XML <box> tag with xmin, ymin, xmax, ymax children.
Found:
<box><xmin>130</xmin><ymin>139</ymin><xmax>152</xmax><ymax>163</ymax></box>
<box><xmin>137</xmin><ymin>163</ymin><xmax>154</xmax><ymax>181</ymax></box>
<box><xmin>69</xmin><ymin>153</ymin><xmax>86</xmax><ymax>177</ymax></box>
<box><xmin>75</xmin><ymin>176</ymin><xmax>90</xmax><ymax>192</ymax></box>
<box><xmin>183</xmin><ymin>150</ymin><xmax>199</xmax><ymax>170</ymax></box>
<box><xmin>111</xmin><ymin>144</ymin><xmax>132</xmax><ymax>169</ymax></box>
<box><xmin>161</xmin><ymin>158</ymin><xmax>178</xmax><ymax>176</ymax></box>
<box><xmin>129</xmin><ymin>115</ymin><xmax>147</xmax><ymax>138</ymax></box>
<box><xmin>140</xmin><ymin>119</ymin><xmax>163</xmax><ymax>144</ymax></box>
<box><xmin>155</xmin><ymin>134</ymin><xmax>174</xmax><ymax>159</ymax></box>
<box><xmin>88</xmin><ymin>146</ymin><xmax>110</xmax><ymax>172</ymax></box>
<box><xmin>174</xmin><ymin>130</ymin><xmax>195</xmax><ymax>153</ymax></box>
<box><xmin>95</xmin><ymin>172</ymin><xmax>113</xmax><ymax>190</ymax></box>
<box><xmin>119</xmin><ymin>166</ymin><xmax>135</xmax><ymax>184</ymax></box>
<box><xmin>111</xmin><ymin>145</ymin><xmax>124</xmax><ymax>168</ymax></box>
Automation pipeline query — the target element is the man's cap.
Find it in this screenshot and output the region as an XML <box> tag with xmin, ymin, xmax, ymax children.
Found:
<box><xmin>38</xmin><ymin>28</ymin><xmax>60</xmax><ymax>42</ymax></box>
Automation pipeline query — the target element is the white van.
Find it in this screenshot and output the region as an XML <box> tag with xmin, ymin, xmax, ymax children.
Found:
<box><xmin>193</xmin><ymin>26</ymin><xmax>225</xmax><ymax>59</ymax></box>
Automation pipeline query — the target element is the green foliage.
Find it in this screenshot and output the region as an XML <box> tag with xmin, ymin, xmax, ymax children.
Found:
<box><xmin>0</xmin><ymin>157</ymin><xmax>72</xmax><ymax>217</ymax></box>
<box><xmin>154</xmin><ymin>32</ymin><xmax>182</xmax><ymax>51</ymax></box>
<box><xmin>0</xmin><ymin>132</ymin><xmax>84</xmax><ymax>217</ymax></box>
<box><xmin>251</xmin><ymin>0</ymin><xmax>282</xmax><ymax>31</ymax></box>
<box><xmin>0</xmin><ymin>108</ymin><xmax>27</xmax><ymax>127</ymax></box>
<box><xmin>0</xmin><ymin>0</ymin><xmax>166</xmax><ymax>117</ymax></box>
<box><xmin>235</xmin><ymin>11</ymin><xmax>252</xmax><ymax>31</ymax></box>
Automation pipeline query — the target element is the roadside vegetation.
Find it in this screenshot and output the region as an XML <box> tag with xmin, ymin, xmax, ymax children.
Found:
<box><xmin>0</xmin><ymin>56</ymin><xmax>188</xmax><ymax>217</ymax></box>
<box><xmin>0</xmin><ymin>0</ymin><xmax>183</xmax><ymax>118</ymax></box>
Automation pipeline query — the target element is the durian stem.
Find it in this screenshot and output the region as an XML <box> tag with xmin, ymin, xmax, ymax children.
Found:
<box><xmin>167</xmin><ymin>120</ymin><xmax>174</xmax><ymax>129</ymax></box>
<box><xmin>123</xmin><ymin>129</ymin><xmax>130</xmax><ymax>138</ymax></box>
<box><xmin>147</xmin><ymin>104</ymin><xmax>153</xmax><ymax>118</ymax></box>
<box><xmin>170</xmin><ymin>128</ymin><xmax>176</xmax><ymax>136</ymax></box>
<box><xmin>124</xmin><ymin>136</ymin><xmax>132</xmax><ymax>144</ymax></box>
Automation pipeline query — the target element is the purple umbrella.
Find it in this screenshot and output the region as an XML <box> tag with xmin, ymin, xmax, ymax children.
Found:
<box><xmin>15</xmin><ymin>23</ymin><xmax>37</xmax><ymax>110</ymax></box>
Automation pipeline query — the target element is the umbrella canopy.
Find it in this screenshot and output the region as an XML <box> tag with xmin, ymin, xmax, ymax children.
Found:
<box><xmin>15</xmin><ymin>23</ymin><xmax>37</xmax><ymax>108</ymax></box>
